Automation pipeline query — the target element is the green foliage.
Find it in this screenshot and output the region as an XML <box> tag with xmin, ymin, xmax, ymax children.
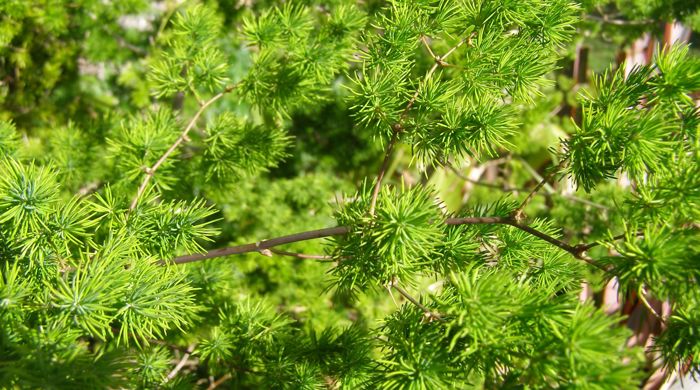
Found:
<box><xmin>134</xmin><ymin>346</ymin><xmax>172</xmax><ymax>387</ymax></box>
<box><xmin>198</xmin><ymin>112</ymin><xmax>291</xmax><ymax>183</ymax></box>
<box><xmin>331</xmin><ymin>183</ymin><xmax>442</xmax><ymax>293</ymax></box>
<box><xmin>600</xmin><ymin>225</ymin><xmax>699</xmax><ymax>300</ymax></box>
<box><xmin>376</xmin><ymin>267</ymin><xmax>639</xmax><ymax>388</ymax></box>
<box><xmin>654</xmin><ymin>293</ymin><xmax>700</xmax><ymax>376</ymax></box>
<box><xmin>150</xmin><ymin>5</ymin><xmax>229</xmax><ymax>98</ymax></box>
<box><xmin>564</xmin><ymin>45</ymin><xmax>698</xmax><ymax>191</ymax></box>
<box><xmin>0</xmin><ymin>0</ymin><xmax>699</xmax><ymax>388</ymax></box>
<box><xmin>107</xmin><ymin>108</ymin><xmax>181</xmax><ymax>191</ymax></box>
<box><xmin>0</xmin><ymin>0</ymin><xmax>150</xmax><ymax>127</ymax></box>
<box><xmin>241</xmin><ymin>3</ymin><xmax>366</xmax><ymax>116</ymax></box>
<box><xmin>0</xmin><ymin>158</ymin><xmax>60</xmax><ymax>237</ymax></box>
<box><xmin>0</xmin><ymin>120</ymin><xmax>19</xmax><ymax>156</ymax></box>
<box><xmin>347</xmin><ymin>0</ymin><xmax>580</xmax><ymax>166</ymax></box>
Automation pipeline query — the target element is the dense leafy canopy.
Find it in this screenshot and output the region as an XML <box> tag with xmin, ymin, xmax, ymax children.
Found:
<box><xmin>0</xmin><ymin>0</ymin><xmax>699</xmax><ymax>388</ymax></box>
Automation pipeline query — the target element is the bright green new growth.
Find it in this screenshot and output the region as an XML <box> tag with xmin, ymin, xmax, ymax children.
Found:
<box><xmin>1</xmin><ymin>0</ymin><xmax>699</xmax><ymax>388</ymax></box>
<box><xmin>332</xmin><ymin>183</ymin><xmax>442</xmax><ymax>294</ymax></box>
<box><xmin>349</xmin><ymin>0</ymin><xmax>579</xmax><ymax>164</ymax></box>
<box><xmin>564</xmin><ymin>45</ymin><xmax>700</xmax><ymax>191</ymax></box>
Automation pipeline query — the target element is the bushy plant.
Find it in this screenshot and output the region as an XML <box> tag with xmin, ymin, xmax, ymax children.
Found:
<box><xmin>0</xmin><ymin>1</ymin><xmax>698</xmax><ymax>388</ymax></box>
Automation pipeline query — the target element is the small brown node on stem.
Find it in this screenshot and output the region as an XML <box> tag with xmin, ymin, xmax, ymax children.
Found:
<box><xmin>423</xmin><ymin>311</ymin><xmax>441</xmax><ymax>323</ymax></box>
<box><xmin>511</xmin><ymin>209</ymin><xmax>526</xmax><ymax>223</ymax></box>
<box><xmin>389</xmin><ymin>275</ymin><xmax>400</xmax><ymax>287</ymax></box>
<box><xmin>392</xmin><ymin>123</ymin><xmax>403</xmax><ymax>132</ymax></box>
<box><xmin>572</xmin><ymin>244</ymin><xmax>588</xmax><ymax>258</ymax></box>
<box><xmin>259</xmin><ymin>248</ymin><xmax>273</xmax><ymax>257</ymax></box>
<box><xmin>435</xmin><ymin>55</ymin><xmax>448</xmax><ymax>67</ymax></box>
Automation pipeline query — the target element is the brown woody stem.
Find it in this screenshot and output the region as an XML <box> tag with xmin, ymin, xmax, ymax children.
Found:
<box><xmin>129</xmin><ymin>84</ymin><xmax>237</xmax><ymax>211</ymax></box>
<box><xmin>368</xmin><ymin>132</ymin><xmax>399</xmax><ymax>216</ymax></box>
<box><xmin>170</xmin><ymin>216</ymin><xmax>608</xmax><ymax>271</ymax></box>
<box><xmin>391</xmin><ymin>279</ymin><xmax>443</xmax><ymax>321</ymax></box>
<box><xmin>512</xmin><ymin>158</ymin><xmax>569</xmax><ymax>221</ymax></box>
<box><xmin>169</xmin><ymin>226</ymin><xmax>349</xmax><ymax>265</ymax></box>
<box><xmin>368</xmin><ymin>34</ymin><xmax>472</xmax><ymax>217</ymax></box>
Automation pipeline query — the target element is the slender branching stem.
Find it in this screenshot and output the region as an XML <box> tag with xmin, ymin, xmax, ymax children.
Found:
<box><xmin>391</xmin><ymin>278</ymin><xmax>442</xmax><ymax>321</ymax></box>
<box><xmin>169</xmin><ymin>226</ymin><xmax>349</xmax><ymax>264</ymax></box>
<box><xmin>402</xmin><ymin>61</ymin><xmax>439</xmax><ymax>119</ymax></box>
<box><xmin>420</xmin><ymin>36</ymin><xmax>436</xmax><ymax>59</ymax></box>
<box><xmin>449</xmin><ymin>164</ymin><xmax>608</xmax><ymax>210</ymax></box>
<box><xmin>368</xmin><ymin>33</ymin><xmax>473</xmax><ymax>216</ymax></box>
<box><xmin>170</xmin><ymin>216</ymin><xmax>609</xmax><ymax>271</ymax></box>
<box><xmin>585</xmin><ymin>14</ymin><xmax>656</xmax><ymax>26</ymax></box>
<box><xmin>188</xmin><ymin>84</ymin><xmax>204</xmax><ymax>106</ymax></box>
<box><xmin>207</xmin><ymin>373</ymin><xmax>232</xmax><ymax>390</ymax></box>
<box><xmin>512</xmin><ymin>158</ymin><xmax>569</xmax><ymax>222</ymax></box>
<box><xmin>129</xmin><ymin>84</ymin><xmax>237</xmax><ymax>211</ymax></box>
<box><xmin>444</xmin><ymin>215</ymin><xmax>604</xmax><ymax>269</ymax></box>
<box><xmin>638</xmin><ymin>285</ymin><xmax>665</xmax><ymax>323</ymax></box>
<box><xmin>441</xmin><ymin>33</ymin><xmax>471</xmax><ymax>60</ymax></box>
<box><xmin>402</xmin><ymin>33</ymin><xmax>468</xmax><ymax>120</ymax></box>
<box><xmin>575</xmin><ymin>231</ymin><xmax>645</xmax><ymax>253</ymax></box>
<box><xmin>163</xmin><ymin>344</ymin><xmax>195</xmax><ymax>383</ymax></box>
<box><xmin>448</xmin><ymin>164</ymin><xmax>528</xmax><ymax>192</ymax></box>
<box><xmin>266</xmin><ymin>248</ymin><xmax>332</xmax><ymax>260</ymax></box>
<box><xmin>151</xmin><ymin>1</ymin><xmax>181</xmax><ymax>46</ymax></box>
<box><xmin>369</xmin><ymin>132</ymin><xmax>398</xmax><ymax>216</ymax></box>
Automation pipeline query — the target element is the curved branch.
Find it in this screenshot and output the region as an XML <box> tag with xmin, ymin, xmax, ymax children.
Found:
<box><xmin>368</xmin><ymin>32</ymin><xmax>474</xmax><ymax>216</ymax></box>
<box><xmin>169</xmin><ymin>226</ymin><xmax>349</xmax><ymax>265</ymax></box>
<box><xmin>129</xmin><ymin>84</ymin><xmax>237</xmax><ymax>211</ymax></box>
<box><xmin>369</xmin><ymin>132</ymin><xmax>398</xmax><ymax>216</ymax></box>
<box><xmin>170</xmin><ymin>216</ymin><xmax>607</xmax><ymax>271</ymax></box>
<box><xmin>512</xmin><ymin>158</ymin><xmax>569</xmax><ymax>222</ymax></box>
<box><xmin>390</xmin><ymin>278</ymin><xmax>443</xmax><ymax>321</ymax></box>
<box><xmin>163</xmin><ymin>344</ymin><xmax>195</xmax><ymax>383</ymax></box>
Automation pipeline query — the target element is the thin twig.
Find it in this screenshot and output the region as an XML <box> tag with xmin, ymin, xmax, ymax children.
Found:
<box><xmin>575</xmin><ymin>231</ymin><xmax>645</xmax><ymax>253</ymax></box>
<box><xmin>391</xmin><ymin>278</ymin><xmax>442</xmax><ymax>321</ymax></box>
<box><xmin>512</xmin><ymin>158</ymin><xmax>568</xmax><ymax>222</ymax></box>
<box><xmin>518</xmin><ymin>157</ymin><xmax>608</xmax><ymax>209</ymax></box>
<box><xmin>208</xmin><ymin>373</ymin><xmax>232</xmax><ymax>390</ymax></box>
<box><xmin>151</xmin><ymin>1</ymin><xmax>181</xmax><ymax>47</ymax></box>
<box><xmin>440</xmin><ymin>34</ymin><xmax>471</xmax><ymax>60</ymax></box>
<box><xmin>76</xmin><ymin>181</ymin><xmax>101</xmax><ymax>197</ymax></box>
<box><xmin>449</xmin><ymin>164</ymin><xmax>608</xmax><ymax>209</ymax></box>
<box><xmin>585</xmin><ymin>14</ymin><xmax>656</xmax><ymax>26</ymax></box>
<box><xmin>368</xmin><ymin>33</ymin><xmax>473</xmax><ymax>215</ymax></box>
<box><xmin>420</xmin><ymin>36</ymin><xmax>436</xmax><ymax>59</ymax></box>
<box><xmin>169</xmin><ymin>226</ymin><xmax>349</xmax><ymax>265</ymax></box>
<box><xmin>170</xmin><ymin>216</ymin><xmax>608</xmax><ymax>271</ymax></box>
<box><xmin>163</xmin><ymin>344</ymin><xmax>195</xmax><ymax>383</ymax></box>
<box><xmin>266</xmin><ymin>248</ymin><xmax>332</xmax><ymax>260</ymax></box>
<box><xmin>369</xmin><ymin>132</ymin><xmax>398</xmax><ymax>216</ymax></box>
<box><xmin>448</xmin><ymin>164</ymin><xmax>528</xmax><ymax>192</ymax></box>
<box><xmin>115</xmin><ymin>35</ymin><xmax>147</xmax><ymax>55</ymax></box>
<box><xmin>557</xmin><ymin>194</ymin><xmax>609</xmax><ymax>210</ymax></box>
<box><xmin>402</xmin><ymin>33</ymin><xmax>469</xmax><ymax>120</ymax></box>
<box><xmin>402</xmin><ymin>61</ymin><xmax>439</xmax><ymax>119</ymax></box>
<box><xmin>129</xmin><ymin>84</ymin><xmax>236</xmax><ymax>210</ymax></box>
<box><xmin>638</xmin><ymin>285</ymin><xmax>665</xmax><ymax>323</ymax></box>
<box><xmin>446</xmin><ymin>215</ymin><xmax>579</xmax><ymax>254</ymax></box>
<box><xmin>519</xmin><ymin>158</ymin><xmax>557</xmax><ymax>194</ymax></box>
<box><xmin>100</xmin><ymin>25</ymin><xmax>146</xmax><ymax>55</ymax></box>
<box><xmin>445</xmin><ymin>216</ymin><xmax>607</xmax><ymax>270</ymax></box>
